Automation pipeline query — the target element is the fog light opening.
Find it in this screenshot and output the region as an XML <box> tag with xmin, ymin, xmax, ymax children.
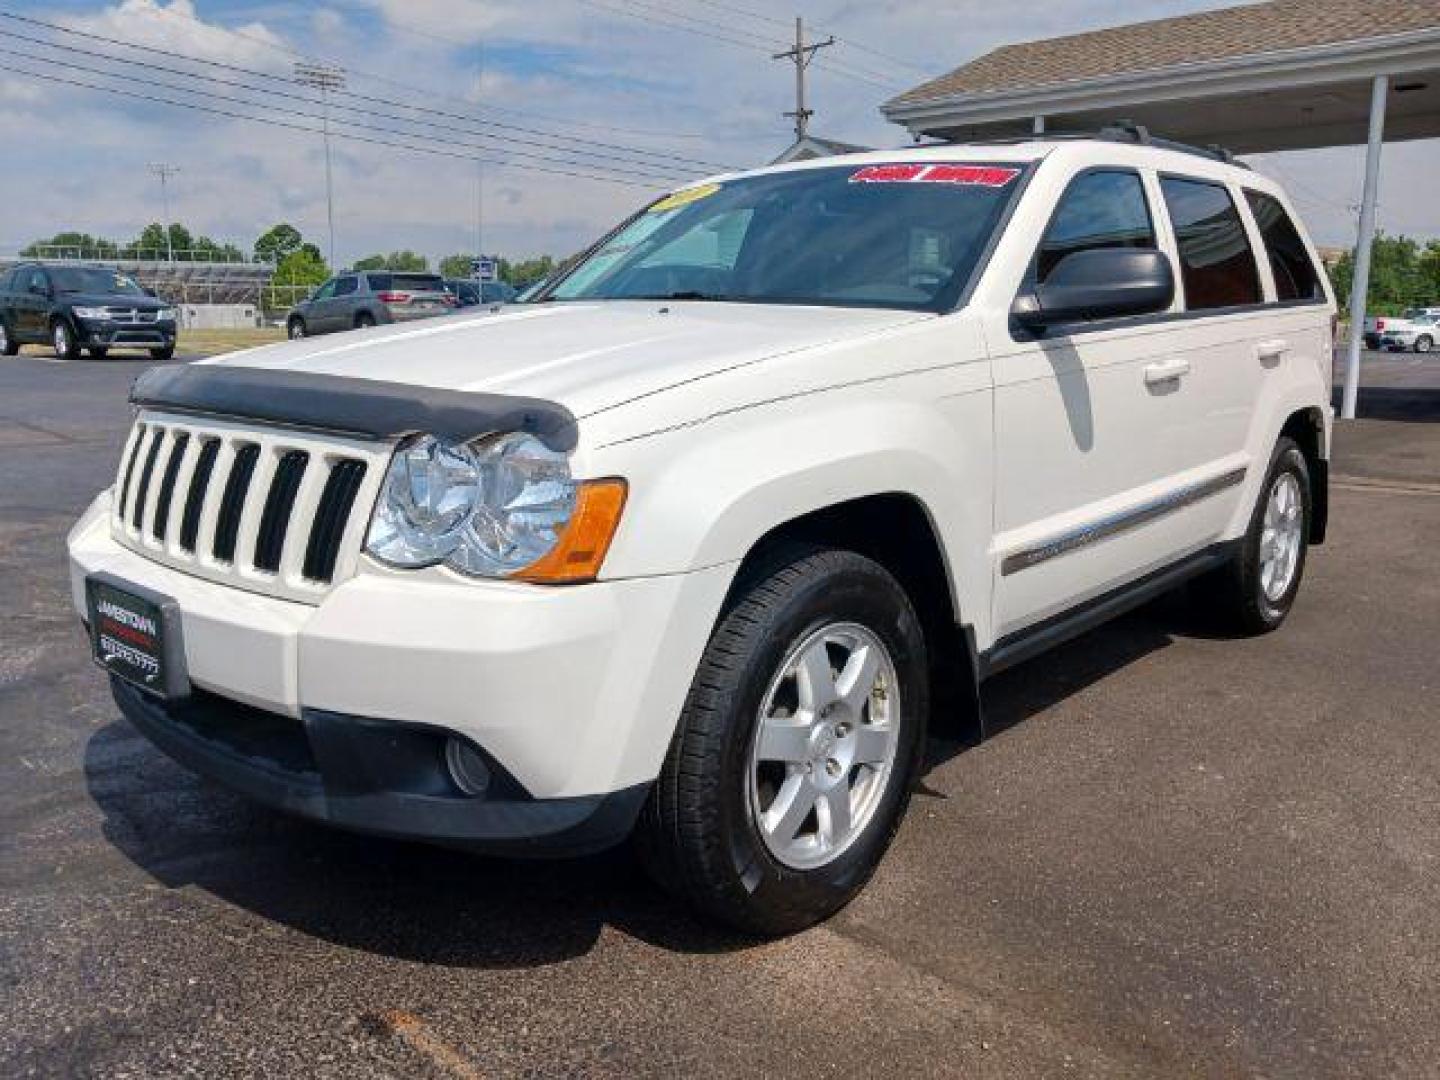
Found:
<box><xmin>444</xmin><ymin>737</ymin><xmax>492</xmax><ymax>797</ymax></box>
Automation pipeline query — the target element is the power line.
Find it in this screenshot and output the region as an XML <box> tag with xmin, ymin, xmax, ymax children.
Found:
<box><xmin>571</xmin><ymin>0</ymin><xmax>905</xmax><ymax>88</ymax></box>
<box><xmin>0</xmin><ymin>57</ymin><xmax>671</xmax><ymax>190</ymax></box>
<box><xmin>0</xmin><ymin>41</ymin><xmax>697</xmax><ymax>186</ymax></box>
<box><xmin>0</xmin><ymin>26</ymin><xmax>703</xmax><ymax>182</ymax></box>
<box><xmin>681</xmin><ymin>0</ymin><xmax>932</xmax><ymax>77</ymax></box>
<box><xmin>0</xmin><ymin>12</ymin><xmax>733</xmax><ymax>175</ymax></box>
<box><xmin>131</xmin><ymin>0</ymin><xmax>724</xmax><ymax>143</ymax></box>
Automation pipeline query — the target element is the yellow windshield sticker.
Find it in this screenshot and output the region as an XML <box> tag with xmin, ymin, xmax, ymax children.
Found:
<box><xmin>648</xmin><ymin>183</ymin><xmax>721</xmax><ymax>213</ymax></box>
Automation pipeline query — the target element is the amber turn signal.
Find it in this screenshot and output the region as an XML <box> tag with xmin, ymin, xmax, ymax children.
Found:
<box><xmin>514</xmin><ymin>479</ymin><xmax>628</xmax><ymax>584</ymax></box>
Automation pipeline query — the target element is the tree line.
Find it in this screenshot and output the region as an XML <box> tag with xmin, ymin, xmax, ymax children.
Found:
<box><xmin>1326</xmin><ymin>234</ymin><xmax>1440</xmax><ymax>316</ymax></box>
<box><xmin>21</xmin><ymin>222</ymin><xmax>565</xmax><ymax>296</ymax></box>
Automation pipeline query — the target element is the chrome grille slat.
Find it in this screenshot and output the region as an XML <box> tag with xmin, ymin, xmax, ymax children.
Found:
<box><xmin>151</xmin><ymin>432</ymin><xmax>190</xmax><ymax>543</ymax></box>
<box><xmin>213</xmin><ymin>443</ymin><xmax>261</xmax><ymax>564</ymax></box>
<box><xmin>110</xmin><ymin>412</ymin><xmax>386</xmax><ymax>605</ymax></box>
<box><xmin>131</xmin><ymin>428</ymin><xmax>165</xmax><ymax>532</ymax></box>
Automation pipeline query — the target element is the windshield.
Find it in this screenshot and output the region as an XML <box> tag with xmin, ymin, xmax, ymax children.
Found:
<box><xmin>546</xmin><ymin>162</ymin><xmax>1025</xmax><ymax>312</ymax></box>
<box><xmin>49</xmin><ymin>267</ymin><xmax>146</xmax><ymax>296</ymax></box>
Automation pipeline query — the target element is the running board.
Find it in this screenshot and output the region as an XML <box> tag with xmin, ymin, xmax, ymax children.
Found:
<box><xmin>978</xmin><ymin>541</ymin><xmax>1239</xmax><ymax>680</ymax></box>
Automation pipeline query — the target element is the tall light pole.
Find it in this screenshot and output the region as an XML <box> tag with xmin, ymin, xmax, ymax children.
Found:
<box><xmin>294</xmin><ymin>62</ymin><xmax>346</xmax><ymax>270</ymax></box>
<box><xmin>475</xmin><ymin>40</ymin><xmax>485</xmax><ymax>270</ymax></box>
<box><xmin>147</xmin><ymin>163</ymin><xmax>180</xmax><ymax>261</ymax></box>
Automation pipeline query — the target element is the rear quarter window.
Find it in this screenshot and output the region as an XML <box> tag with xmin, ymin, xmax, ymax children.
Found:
<box><xmin>1159</xmin><ymin>176</ymin><xmax>1262</xmax><ymax>310</ymax></box>
<box><xmin>1244</xmin><ymin>191</ymin><xmax>1324</xmax><ymax>302</ymax></box>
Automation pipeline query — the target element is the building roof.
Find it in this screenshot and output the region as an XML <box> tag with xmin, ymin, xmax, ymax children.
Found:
<box><xmin>889</xmin><ymin>0</ymin><xmax>1440</xmax><ymax>107</ymax></box>
<box><xmin>770</xmin><ymin>134</ymin><xmax>872</xmax><ymax>165</ymax></box>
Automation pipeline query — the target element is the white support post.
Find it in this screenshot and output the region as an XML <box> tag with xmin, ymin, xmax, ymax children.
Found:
<box><xmin>1032</xmin><ymin>115</ymin><xmax>1046</xmax><ymax>135</ymax></box>
<box><xmin>1341</xmin><ymin>74</ymin><xmax>1388</xmax><ymax>420</ymax></box>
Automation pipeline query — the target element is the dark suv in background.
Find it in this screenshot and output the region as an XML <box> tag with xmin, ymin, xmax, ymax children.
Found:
<box><xmin>285</xmin><ymin>271</ymin><xmax>456</xmax><ymax>339</ymax></box>
<box><xmin>0</xmin><ymin>263</ymin><xmax>177</xmax><ymax>361</ymax></box>
<box><xmin>444</xmin><ymin>278</ymin><xmax>518</xmax><ymax>306</ymax></box>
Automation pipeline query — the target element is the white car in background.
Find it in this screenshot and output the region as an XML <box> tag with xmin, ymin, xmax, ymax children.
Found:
<box><xmin>1378</xmin><ymin>310</ymin><xmax>1438</xmax><ymax>353</ymax></box>
<box><xmin>69</xmin><ymin>132</ymin><xmax>1334</xmax><ymax>935</ymax></box>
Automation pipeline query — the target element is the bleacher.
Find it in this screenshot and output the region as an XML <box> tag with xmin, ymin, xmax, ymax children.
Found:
<box><xmin>0</xmin><ymin>247</ymin><xmax>276</xmax><ymax>306</ymax></box>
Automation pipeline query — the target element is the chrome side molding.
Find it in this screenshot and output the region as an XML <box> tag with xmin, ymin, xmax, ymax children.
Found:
<box><xmin>1001</xmin><ymin>466</ymin><xmax>1248</xmax><ymax>576</ymax></box>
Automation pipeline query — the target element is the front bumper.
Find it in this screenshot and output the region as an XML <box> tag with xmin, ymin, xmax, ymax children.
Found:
<box><xmin>78</xmin><ymin>319</ymin><xmax>177</xmax><ymax>348</ymax></box>
<box><xmin>109</xmin><ymin>676</ymin><xmax>649</xmax><ymax>855</ymax></box>
<box><xmin>69</xmin><ymin>490</ymin><xmax>736</xmax><ymax>842</ymax></box>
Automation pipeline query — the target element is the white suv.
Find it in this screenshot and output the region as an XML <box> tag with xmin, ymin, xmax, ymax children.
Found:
<box><xmin>69</xmin><ymin>135</ymin><xmax>1334</xmax><ymax>935</ymax></box>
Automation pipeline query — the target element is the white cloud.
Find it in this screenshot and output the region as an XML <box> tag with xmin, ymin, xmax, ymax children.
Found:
<box><xmin>0</xmin><ymin>0</ymin><xmax>1434</xmax><ymax>265</ymax></box>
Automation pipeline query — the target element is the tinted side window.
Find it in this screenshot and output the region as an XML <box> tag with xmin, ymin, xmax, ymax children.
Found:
<box><xmin>366</xmin><ymin>273</ymin><xmax>392</xmax><ymax>292</ymax></box>
<box><xmin>312</xmin><ymin>279</ymin><xmax>337</xmax><ymax>301</ymax></box>
<box><xmin>28</xmin><ymin>269</ymin><xmax>49</xmax><ymax>294</ymax></box>
<box><xmin>1160</xmin><ymin>177</ymin><xmax>1262</xmax><ymax>310</ymax></box>
<box><xmin>1244</xmin><ymin>191</ymin><xmax>1322</xmax><ymax>302</ymax></box>
<box><xmin>334</xmin><ymin>276</ymin><xmax>359</xmax><ymax>297</ymax></box>
<box><xmin>1037</xmin><ymin>170</ymin><xmax>1155</xmax><ymax>283</ymax></box>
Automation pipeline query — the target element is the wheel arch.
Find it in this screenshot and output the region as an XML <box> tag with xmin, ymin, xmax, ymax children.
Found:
<box><xmin>1280</xmin><ymin>405</ymin><xmax>1328</xmax><ymax>544</ymax></box>
<box><xmin>724</xmin><ymin>493</ymin><xmax>984</xmax><ymax>741</ymax></box>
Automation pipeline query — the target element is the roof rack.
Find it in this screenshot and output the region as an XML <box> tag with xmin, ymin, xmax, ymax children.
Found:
<box><xmin>938</xmin><ymin>122</ymin><xmax>1249</xmax><ymax>169</ymax></box>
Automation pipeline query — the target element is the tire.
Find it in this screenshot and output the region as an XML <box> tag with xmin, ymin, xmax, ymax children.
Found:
<box><xmin>1200</xmin><ymin>437</ymin><xmax>1311</xmax><ymax>635</ymax></box>
<box><xmin>637</xmin><ymin>544</ymin><xmax>929</xmax><ymax>936</ymax></box>
<box><xmin>0</xmin><ymin>319</ymin><xmax>17</xmax><ymax>356</ymax></box>
<box><xmin>355</xmin><ymin>312</ymin><xmax>376</xmax><ymax>329</ymax></box>
<box><xmin>150</xmin><ymin>346</ymin><xmax>175</xmax><ymax>362</ymax></box>
<box><xmin>51</xmin><ymin>319</ymin><xmax>79</xmax><ymax>361</ymax></box>
<box><xmin>1415</xmin><ymin>335</ymin><xmax>1433</xmax><ymax>354</ymax></box>
<box><xmin>287</xmin><ymin>318</ymin><xmax>306</xmax><ymax>340</ymax></box>
<box><xmin>87</xmin><ymin>347</ymin><xmax>109</xmax><ymax>360</ymax></box>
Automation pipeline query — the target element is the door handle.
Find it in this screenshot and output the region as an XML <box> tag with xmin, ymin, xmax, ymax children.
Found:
<box><xmin>1143</xmin><ymin>359</ymin><xmax>1191</xmax><ymax>385</ymax></box>
<box><xmin>1256</xmin><ymin>339</ymin><xmax>1290</xmax><ymax>363</ymax></box>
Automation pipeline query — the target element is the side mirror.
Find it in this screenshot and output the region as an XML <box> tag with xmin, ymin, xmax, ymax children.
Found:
<box><xmin>1012</xmin><ymin>248</ymin><xmax>1174</xmax><ymax>332</ymax></box>
<box><xmin>28</xmin><ymin>282</ymin><xmax>49</xmax><ymax>298</ymax></box>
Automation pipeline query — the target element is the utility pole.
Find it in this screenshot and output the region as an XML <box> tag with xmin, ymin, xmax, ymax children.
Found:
<box><xmin>772</xmin><ymin>16</ymin><xmax>834</xmax><ymax>141</ymax></box>
<box><xmin>147</xmin><ymin>163</ymin><xmax>180</xmax><ymax>261</ymax></box>
<box><xmin>294</xmin><ymin>62</ymin><xmax>347</xmax><ymax>271</ymax></box>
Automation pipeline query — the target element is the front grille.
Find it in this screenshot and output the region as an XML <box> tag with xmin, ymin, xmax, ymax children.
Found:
<box><xmin>112</xmin><ymin>414</ymin><xmax>387</xmax><ymax>603</ymax></box>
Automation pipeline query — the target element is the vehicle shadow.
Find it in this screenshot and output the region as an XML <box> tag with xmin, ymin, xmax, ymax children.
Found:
<box><xmin>1330</xmin><ymin>385</ymin><xmax>1440</xmax><ymax>422</ymax></box>
<box><xmin>85</xmin><ymin>588</ymin><xmax>1210</xmax><ymax>969</ymax></box>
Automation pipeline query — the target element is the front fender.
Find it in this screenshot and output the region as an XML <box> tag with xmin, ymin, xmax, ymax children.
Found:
<box><xmin>595</xmin><ymin>371</ymin><xmax>995</xmax><ymax>644</ymax></box>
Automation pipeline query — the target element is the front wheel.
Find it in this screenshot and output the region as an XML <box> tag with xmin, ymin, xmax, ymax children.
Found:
<box><xmin>637</xmin><ymin>545</ymin><xmax>928</xmax><ymax>936</ymax></box>
<box><xmin>150</xmin><ymin>345</ymin><xmax>175</xmax><ymax>362</ymax></box>
<box><xmin>0</xmin><ymin>319</ymin><xmax>17</xmax><ymax>356</ymax></box>
<box><xmin>1200</xmin><ymin>437</ymin><xmax>1311</xmax><ymax>635</ymax></box>
<box><xmin>287</xmin><ymin>318</ymin><xmax>306</xmax><ymax>340</ymax></box>
<box><xmin>87</xmin><ymin>347</ymin><xmax>109</xmax><ymax>360</ymax></box>
<box><xmin>51</xmin><ymin>319</ymin><xmax>79</xmax><ymax>361</ymax></box>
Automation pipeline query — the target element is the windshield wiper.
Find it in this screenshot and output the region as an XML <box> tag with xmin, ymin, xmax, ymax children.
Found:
<box><xmin>622</xmin><ymin>291</ymin><xmax>736</xmax><ymax>302</ymax></box>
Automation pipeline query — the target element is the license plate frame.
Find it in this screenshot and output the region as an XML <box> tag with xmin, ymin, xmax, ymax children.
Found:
<box><xmin>86</xmin><ymin>572</ymin><xmax>190</xmax><ymax>700</ymax></box>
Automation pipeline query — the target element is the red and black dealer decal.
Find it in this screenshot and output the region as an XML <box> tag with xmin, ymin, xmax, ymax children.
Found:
<box><xmin>849</xmin><ymin>163</ymin><xmax>1021</xmax><ymax>188</ymax></box>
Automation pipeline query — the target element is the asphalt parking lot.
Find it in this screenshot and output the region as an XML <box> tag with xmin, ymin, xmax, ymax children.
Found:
<box><xmin>2</xmin><ymin>350</ymin><xmax>1438</xmax><ymax>1078</ymax></box>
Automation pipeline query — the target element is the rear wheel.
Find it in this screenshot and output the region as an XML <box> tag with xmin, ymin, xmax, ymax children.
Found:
<box><xmin>51</xmin><ymin>319</ymin><xmax>79</xmax><ymax>361</ymax></box>
<box><xmin>1415</xmin><ymin>335</ymin><xmax>1433</xmax><ymax>354</ymax></box>
<box><xmin>0</xmin><ymin>319</ymin><xmax>16</xmax><ymax>356</ymax></box>
<box><xmin>637</xmin><ymin>545</ymin><xmax>928</xmax><ymax>936</ymax></box>
<box><xmin>1200</xmin><ymin>437</ymin><xmax>1311</xmax><ymax>635</ymax></box>
<box><xmin>355</xmin><ymin>312</ymin><xmax>376</xmax><ymax>329</ymax></box>
<box><xmin>87</xmin><ymin>347</ymin><xmax>109</xmax><ymax>360</ymax></box>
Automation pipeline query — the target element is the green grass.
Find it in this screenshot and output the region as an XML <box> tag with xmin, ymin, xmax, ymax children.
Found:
<box><xmin>178</xmin><ymin>327</ymin><xmax>285</xmax><ymax>357</ymax></box>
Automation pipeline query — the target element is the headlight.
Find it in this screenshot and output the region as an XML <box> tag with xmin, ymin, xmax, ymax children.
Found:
<box><xmin>73</xmin><ymin>306</ymin><xmax>110</xmax><ymax>321</ymax></box>
<box><xmin>365</xmin><ymin>432</ymin><xmax>624</xmax><ymax>582</ymax></box>
<box><xmin>155</xmin><ymin>307</ymin><xmax>178</xmax><ymax>322</ymax></box>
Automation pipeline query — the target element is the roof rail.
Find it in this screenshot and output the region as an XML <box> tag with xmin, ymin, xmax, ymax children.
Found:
<box><xmin>942</xmin><ymin>123</ymin><xmax>1249</xmax><ymax>169</ymax></box>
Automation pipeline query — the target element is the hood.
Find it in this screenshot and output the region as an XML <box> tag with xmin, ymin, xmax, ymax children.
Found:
<box><xmin>216</xmin><ymin>301</ymin><xmax>931</xmax><ymax>418</ymax></box>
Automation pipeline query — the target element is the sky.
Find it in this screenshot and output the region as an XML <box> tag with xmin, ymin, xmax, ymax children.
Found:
<box><xmin>0</xmin><ymin>0</ymin><xmax>1436</xmax><ymax>268</ymax></box>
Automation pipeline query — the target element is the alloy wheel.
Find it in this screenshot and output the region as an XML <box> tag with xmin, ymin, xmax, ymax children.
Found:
<box><xmin>1260</xmin><ymin>472</ymin><xmax>1304</xmax><ymax>602</ymax></box>
<box><xmin>747</xmin><ymin>622</ymin><xmax>901</xmax><ymax>870</ymax></box>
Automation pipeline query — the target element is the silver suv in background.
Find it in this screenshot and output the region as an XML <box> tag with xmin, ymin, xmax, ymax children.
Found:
<box><xmin>286</xmin><ymin>271</ymin><xmax>456</xmax><ymax>339</ymax></box>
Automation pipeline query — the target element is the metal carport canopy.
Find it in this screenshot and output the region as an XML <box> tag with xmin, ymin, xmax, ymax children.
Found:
<box><xmin>881</xmin><ymin>0</ymin><xmax>1440</xmax><ymax>419</ymax></box>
